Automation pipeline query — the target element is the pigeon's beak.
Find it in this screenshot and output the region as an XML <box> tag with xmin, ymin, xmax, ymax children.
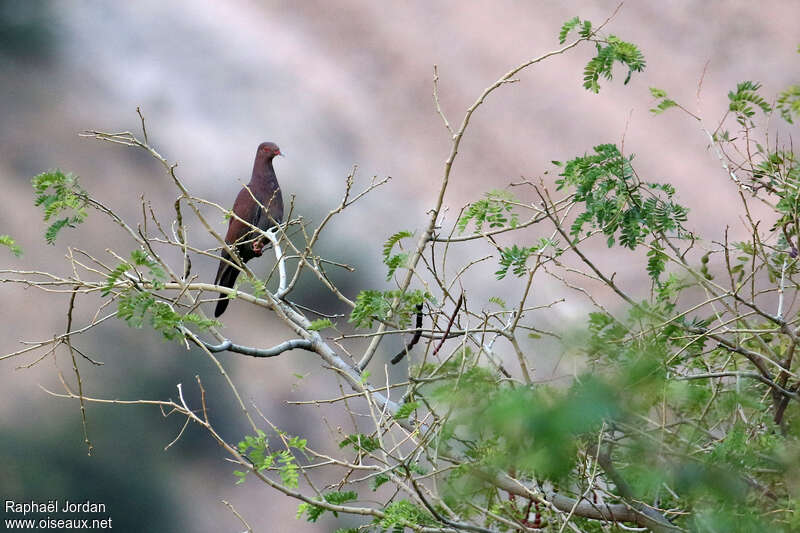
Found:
<box><xmin>277</xmin><ymin>151</ymin><xmax>285</xmax><ymax>157</ymax></box>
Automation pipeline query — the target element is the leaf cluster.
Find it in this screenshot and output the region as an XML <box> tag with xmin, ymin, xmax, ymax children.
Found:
<box><xmin>296</xmin><ymin>491</ymin><xmax>358</xmax><ymax>522</ymax></box>
<box><xmin>339</xmin><ymin>433</ymin><xmax>380</xmax><ymax>453</ymax></box>
<box><xmin>777</xmin><ymin>84</ymin><xmax>800</xmax><ymax>124</ymax></box>
<box><xmin>558</xmin><ymin>16</ymin><xmax>594</xmax><ymax>44</ymax></box>
<box><xmin>494</xmin><ymin>238</ymin><xmax>559</xmax><ymax>280</ymax></box>
<box><xmin>102</xmin><ymin>249</ymin><xmax>166</xmax><ymax>295</ymax></box>
<box><xmin>349</xmin><ymin>289</ymin><xmax>431</xmax><ymax>329</ymax></box>
<box><xmin>234</xmin><ymin>429</ymin><xmax>270</xmax><ymax>483</ymax></box>
<box><xmin>648</xmin><ymin>87</ymin><xmax>678</xmax><ymax>114</ymax></box>
<box><xmin>583</xmin><ymin>35</ymin><xmax>645</xmax><ymax>93</ymax></box>
<box><xmin>728</xmin><ymin>80</ymin><xmax>771</xmax><ymax>126</ymax></box>
<box><xmin>32</xmin><ymin>169</ymin><xmax>89</xmax><ymax>244</ymax></box>
<box><xmin>0</xmin><ymin>234</ymin><xmax>22</xmax><ymax>257</ymax></box>
<box><xmin>392</xmin><ymin>401</ymin><xmax>420</xmax><ymax>420</ymax></box>
<box><xmin>307</xmin><ymin>318</ymin><xmax>333</xmax><ymax>331</ymax></box>
<box><xmin>755</xmin><ymin>150</ymin><xmax>800</xmax><ymax>231</ymax></box>
<box><xmin>556</xmin><ymin>144</ymin><xmax>688</xmax><ymax>260</ymax></box>
<box><xmin>116</xmin><ymin>291</ymin><xmax>216</xmax><ymax>341</ymax></box>
<box><xmin>235</xmin><ymin>430</ymin><xmax>306</xmax><ymax>488</ymax></box>
<box><xmin>105</xmin><ymin>251</ymin><xmax>216</xmax><ymax>340</ymax></box>
<box><xmin>375</xmin><ymin>500</ymin><xmax>435</xmax><ymax>531</ymax></box>
<box><xmin>382</xmin><ymin>230</ymin><xmax>413</xmax><ymax>281</ymax></box>
<box><xmin>457</xmin><ymin>190</ymin><xmax>519</xmax><ymax>234</ymax></box>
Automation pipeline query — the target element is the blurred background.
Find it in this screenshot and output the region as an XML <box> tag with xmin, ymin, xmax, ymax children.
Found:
<box><xmin>1</xmin><ymin>1</ymin><xmax>798</xmax><ymax>531</ymax></box>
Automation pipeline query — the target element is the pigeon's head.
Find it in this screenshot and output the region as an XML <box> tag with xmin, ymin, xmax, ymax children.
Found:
<box><xmin>257</xmin><ymin>142</ymin><xmax>282</xmax><ymax>159</ymax></box>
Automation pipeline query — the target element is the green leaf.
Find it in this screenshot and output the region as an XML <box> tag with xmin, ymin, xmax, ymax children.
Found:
<box><xmin>297</xmin><ymin>491</ymin><xmax>358</xmax><ymax>522</ymax></box>
<box><xmin>371</xmin><ymin>473</ymin><xmax>389</xmax><ymax>491</ymax></box>
<box><xmin>496</xmin><ymin>244</ymin><xmax>535</xmax><ymax>279</ymax></box>
<box><xmin>182</xmin><ymin>313</ymin><xmax>219</xmax><ymax>331</ymax></box>
<box><xmin>495</xmin><ymin>238</ymin><xmax>558</xmax><ymax>279</ymax></box>
<box><xmin>650</xmin><ymin>98</ymin><xmax>677</xmax><ymax>115</ymax></box>
<box><xmin>488</xmin><ymin>296</ymin><xmax>506</xmax><ymax>308</ymax></box>
<box><xmin>393</xmin><ymin>401</ymin><xmax>420</xmax><ymax>420</ymax></box>
<box><xmin>382</xmin><ymin>230</ymin><xmax>413</xmax><ymax>260</ymax></box>
<box><xmin>115</xmin><ymin>286</ymin><xmax>218</xmax><ymax>341</ymax></box>
<box><xmin>582</xmin><ymin>35</ymin><xmax>645</xmax><ymax>93</ymax></box>
<box><xmin>103</xmin><ymin>249</ymin><xmax>209</xmax><ymax>341</ymax></box>
<box><xmin>243</xmin><ymin>274</ymin><xmax>267</xmax><ymax>298</ymax></box>
<box><xmin>377</xmin><ymin>500</ymin><xmax>435</xmax><ymax>530</ymax></box>
<box><xmin>384</xmin><ymin>252</ymin><xmax>409</xmax><ymax>281</ymax></box>
<box><xmin>349</xmin><ymin>289</ymin><xmax>432</xmax><ymax>329</ymax></box>
<box><xmin>728</xmin><ymin>80</ymin><xmax>772</xmax><ymax>125</ymax></box>
<box><xmin>103</xmin><ymin>250</ymin><xmax>166</xmax><ymax>296</ymax></box>
<box><xmin>555</xmin><ymin>144</ymin><xmax>688</xmax><ymax>252</ymax></box>
<box><xmin>295</xmin><ymin>502</ymin><xmax>310</xmax><ymax>520</ymax></box>
<box><xmin>579</xmin><ymin>20</ymin><xmax>593</xmax><ymax>39</ymax></box>
<box><xmin>458</xmin><ymin>190</ymin><xmax>519</xmax><ymax>234</ymax></box>
<box><xmin>31</xmin><ymin>169</ymin><xmax>89</xmax><ymax>244</ymax></box>
<box><xmin>777</xmin><ymin>84</ymin><xmax>800</xmax><ymax>124</ymax></box>
<box><xmin>308</xmin><ymin>318</ymin><xmax>333</xmax><ymax>331</ymax></box>
<box><xmin>235</xmin><ymin>429</ymin><xmax>272</xmax><ymax>480</ymax></box>
<box><xmin>349</xmin><ymin>290</ymin><xmax>389</xmax><ymax>329</ymax></box>
<box><xmin>0</xmin><ymin>235</ymin><xmax>22</xmax><ymax>257</ymax></box>
<box><xmin>646</xmin><ymin>242</ymin><xmax>667</xmax><ymax>281</ymax></box>
<box><xmin>339</xmin><ymin>433</ymin><xmax>380</xmax><ymax>453</ymax></box>
<box><xmin>383</xmin><ymin>230</ymin><xmax>413</xmax><ymax>280</ymax></box>
<box><xmin>278</xmin><ymin>450</ymin><xmax>299</xmax><ymax>488</ymax></box>
<box><xmin>288</xmin><ymin>435</ymin><xmax>307</xmax><ymax>451</ymax></box>
<box><xmin>102</xmin><ymin>262</ymin><xmax>132</xmax><ymax>296</ymax></box>
<box><xmin>558</xmin><ymin>16</ymin><xmax>580</xmax><ymax>44</ymax></box>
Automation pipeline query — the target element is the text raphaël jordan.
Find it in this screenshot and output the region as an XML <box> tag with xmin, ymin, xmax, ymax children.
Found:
<box><xmin>5</xmin><ymin>500</ymin><xmax>107</xmax><ymax>514</ymax></box>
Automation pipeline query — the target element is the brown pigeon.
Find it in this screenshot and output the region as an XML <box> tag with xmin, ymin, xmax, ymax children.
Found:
<box><xmin>214</xmin><ymin>142</ymin><xmax>284</xmax><ymax>317</ymax></box>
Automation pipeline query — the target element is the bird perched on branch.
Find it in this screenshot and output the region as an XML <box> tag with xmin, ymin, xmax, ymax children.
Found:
<box><xmin>214</xmin><ymin>142</ymin><xmax>284</xmax><ymax>317</ymax></box>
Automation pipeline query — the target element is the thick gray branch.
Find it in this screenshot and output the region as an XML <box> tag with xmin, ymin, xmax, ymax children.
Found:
<box><xmin>678</xmin><ymin>370</ymin><xmax>799</xmax><ymax>401</ymax></box>
<box><xmin>193</xmin><ymin>336</ymin><xmax>313</xmax><ymax>358</ymax></box>
<box><xmin>492</xmin><ymin>474</ymin><xmax>681</xmax><ymax>533</ymax></box>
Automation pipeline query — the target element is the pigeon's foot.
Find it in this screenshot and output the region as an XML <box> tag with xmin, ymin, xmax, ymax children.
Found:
<box><xmin>252</xmin><ymin>238</ymin><xmax>265</xmax><ymax>256</ymax></box>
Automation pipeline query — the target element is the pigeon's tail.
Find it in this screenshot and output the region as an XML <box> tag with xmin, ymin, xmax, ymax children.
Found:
<box><xmin>214</xmin><ymin>254</ymin><xmax>241</xmax><ymax>317</ymax></box>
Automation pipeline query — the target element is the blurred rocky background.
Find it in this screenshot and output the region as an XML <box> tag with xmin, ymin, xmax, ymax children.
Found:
<box><xmin>1</xmin><ymin>1</ymin><xmax>798</xmax><ymax>531</ymax></box>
